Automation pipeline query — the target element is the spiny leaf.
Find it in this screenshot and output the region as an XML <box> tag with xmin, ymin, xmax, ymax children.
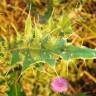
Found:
<box><xmin>34</xmin><ymin>25</ymin><xmax>42</xmax><ymax>43</ymax></box>
<box><xmin>61</xmin><ymin>45</ymin><xmax>96</xmax><ymax>60</ymax></box>
<box><xmin>58</xmin><ymin>15</ymin><xmax>73</xmax><ymax>35</ymax></box>
<box><xmin>41</xmin><ymin>36</ymin><xmax>57</xmax><ymax>50</ymax></box>
<box><xmin>40</xmin><ymin>50</ymin><xmax>56</xmax><ymax>66</ymax></box>
<box><xmin>22</xmin><ymin>49</ymin><xmax>34</xmax><ymax>71</ymax></box>
<box><xmin>24</xmin><ymin>13</ymin><xmax>33</xmax><ymax>42</ymax></box>
<box><xmin>52</xmin><ymin>38</ymin><xmax>67</xmax><ymax>53</ymax></box>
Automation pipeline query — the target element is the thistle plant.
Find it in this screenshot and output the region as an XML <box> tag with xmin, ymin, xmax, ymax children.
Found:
<box><xmin>0</xmin><ymin>0</ymin><xmax>96</xmax><ymax>95</ymax></box>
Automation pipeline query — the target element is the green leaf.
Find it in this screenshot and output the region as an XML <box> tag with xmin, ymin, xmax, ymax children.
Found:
<box><xmin>42</xmin><ymin>36</ymin><xmax>66</xmax><ymax>53</ymax></box>
<box><xmin>61</xmin><ymin>52</ymin><xmax>71</xmax><ymax>60</ymax></box>
<box><xmin>58</xmin><ymin>15</ymin><xmax>73</xmax><ymax>35</ymax></box>
<box><xmin>11</xmin><ymin>51</ymin><xmax>20</xmax><ymax>64</ymax></box>
<box><xmin>24</xmin><ymin>13</ymin><xmax>33</xmax><ymax>42</ymax></box>
<box><xmin>53</xmin><ymin>38</ymin><xmax>66</xmax><ymax>53</ymax></box>
<box><xmin>61</xmin><ymin>45</ymin><xmax>96</xmax><ymax>60</ymax></box>
<box><xmin>22</xmin><ymin>49</ymin><xmax>34</xmax><ymax>71</ymax></box>
<box><xmin>40</xmin><ymin>50</ymin><xmax>56</xmax><ymax>66</ymax></box>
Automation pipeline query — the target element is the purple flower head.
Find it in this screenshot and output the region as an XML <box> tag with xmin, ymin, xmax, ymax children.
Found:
<box><xmin>51</xmin><ymin>77</ymin><xmax>68</xmax><ymax>93</ymax></box>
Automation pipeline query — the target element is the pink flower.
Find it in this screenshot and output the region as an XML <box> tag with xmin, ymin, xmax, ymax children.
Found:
<box><xmin>51</xmin><ymin>77</ymin><xmax>68</xmax><ymax>93</ymax></box>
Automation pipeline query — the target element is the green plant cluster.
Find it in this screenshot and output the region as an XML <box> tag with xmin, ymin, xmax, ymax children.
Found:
<box><xmin>0</xmin><ymin>0</ymin><xmax>96</xmax><ymax>96</ymax></box>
